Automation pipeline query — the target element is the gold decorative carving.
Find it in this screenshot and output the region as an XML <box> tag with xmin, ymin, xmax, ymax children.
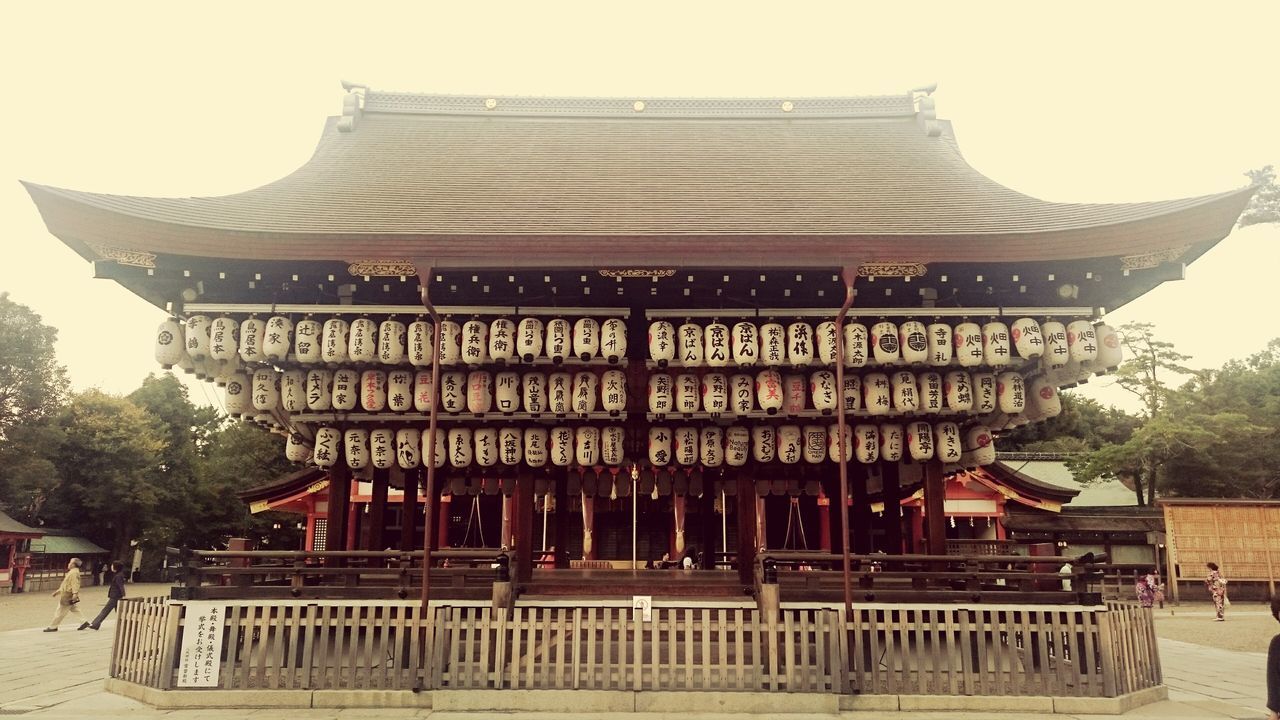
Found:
<box><xmin>85</xmin><ymin>243</ymin><xmax>156</xmax><ymax>269</ymax></box>
<box><xmin>598</xmin><ymin>268</ymin><xmax>677</xmax><ymax>279</ymax></box>
<box><xmin>347</xmin><ymin>260</ymin><xmax>418</xmax><ymax>277</ymax></box>
<box><xmin>1121</xmin><ymin>246</ymin><xmax>1189</xmax><ymax>271</ymax></box>
<box><xmin>858</xmin><ymin>262</ymin><xmax>927</xmax><ymax>278</ymax></box>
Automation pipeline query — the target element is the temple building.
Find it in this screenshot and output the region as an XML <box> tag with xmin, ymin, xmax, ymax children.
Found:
<box><xmin>22</xmin><ymin>84</ymin><xmax>1253</xmax><ymax>704</ymax></box>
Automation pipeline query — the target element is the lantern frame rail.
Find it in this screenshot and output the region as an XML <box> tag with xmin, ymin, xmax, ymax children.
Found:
<box><xmin>644</xmin><ymin>306</ymin><xmax>1098</xmax><ymax>319</ymax></box>
<box><xmin>288</xmin><ymin>411</ymin><xmax>630</xmax><ymax>424</ymax></box>
<box><xmin>184</xmin><ymin>303</ymin><xmax>635</xmax><ymax>318</ymax></box>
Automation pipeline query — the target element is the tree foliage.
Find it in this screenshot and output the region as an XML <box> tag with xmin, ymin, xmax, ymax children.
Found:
<box><xmin>1239</xmin><ymin>165</ymin><xmax>1280</xmax><ymax>228</ymax></box>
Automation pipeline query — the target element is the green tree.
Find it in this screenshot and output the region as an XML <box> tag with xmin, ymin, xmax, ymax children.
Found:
<box><xmin>189</xmin><ymin>421</ymin><xmax>296</xmax><ymax>550</ymax></box>
<box><xmin>998</xmin><ymin>394</ymin><xmax>1139</xmax><ymax>453</ymax></box>
<box><xmin>1239</xmin><ymin>165</ymin><xmax>1279</xmax><ymax>228</ymax></box>
<box><xmin>46</xmin><ymin>390</ymin><xmax>166</xmax><ymax>558</ymax></box>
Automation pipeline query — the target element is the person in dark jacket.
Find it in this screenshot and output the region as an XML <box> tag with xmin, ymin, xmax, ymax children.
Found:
<box><xmin>79</xmin><ymin>561</ymin><xmax>126</xmax><ymax>630</ymax></box>
<box><xmin>1267</xmin><ymin>594</ymin><xmax>1279</xmax><ymax>720</ymax></box>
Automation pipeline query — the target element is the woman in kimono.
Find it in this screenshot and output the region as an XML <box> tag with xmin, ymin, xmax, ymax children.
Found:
<box><xmin>1205</xmin><ymin>562</ymin><xmax>1227</xmax><ymax>621</ymax></box>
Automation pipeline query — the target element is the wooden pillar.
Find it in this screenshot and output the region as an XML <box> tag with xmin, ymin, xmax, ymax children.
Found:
<box><xmin>735</xmin><ymin>472</ymin><xmax>757</xmax><ymax>586</ymax></box>
<box><xmin>436</xmin><ymin>493</ymin><xmax>451</xmax><ymax>550</ymax></box>
<box><xmin>923</xmin><ymin>460</ymin><xmax>948</xmax><ymax>556</ymax></box>
<box><xmin>399</xmin><ymin>468</ymin><xmax>419</xmax><ymax>552</ymax></box>
<box><xmin>346</xmin><ymin>502</ymin><xmax>359</xmax><ymax>551</ymax></box>
<box><xmin>515</xmin><ymin>474</ymin><xmax>535</xmax><ymax>584</ymax></box>
<box><xmin>881</xmin><ymin>462</ymin><xmax>903</xmax><ymax>555</ymax></box>
<box><xmin>554</xmin><ymin>470</ymin><xmax>570</xmax><ymax>569</ymax></box>
<box><xmin>326</xmin><ymin>464</ymin><xmax>352</xmax><ymax>553</ymax></box>
<box><xmin>364</xmin><ymin>469</ymin><xmax>390</xmax><ymax>550</ymax></box>
<box><xmin>700</xmin><ymin>488</ymin><xmax>717</xmax><ymax>569</ymax></box>
<box><xmin>755</xmin><ymin>496</ymin><xmax>768</xmax><ymax>552</ymax></box>
<box><xmin>850</xmin><ymin>464</ymin><xmax>872</xmax><ymax>554</ymax></box>
<box><xmin>501</xmin><ymin>495</ymin><xmax>514</xmax><ymax>549</ymax></box>
<box><xmin>818</xmin><ymin>487</ymin><xmax>832</xmax><ymax>552</ymax></box>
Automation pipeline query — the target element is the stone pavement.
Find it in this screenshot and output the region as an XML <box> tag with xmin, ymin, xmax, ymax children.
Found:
<box><xmin>0</xmin><ymin>601</ymin><xmax>1273</xmax><ymax>718</ymax></box>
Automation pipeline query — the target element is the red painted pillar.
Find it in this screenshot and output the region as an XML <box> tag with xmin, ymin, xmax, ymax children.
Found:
<box><xmin>435</xmin><ymin>492</ymin><xmax>451</xmax><ymax>550</ymax></box>
<box><xmin>345</xmin><ymin>502</ymin><xmax>359</xmax><ymax>551</ymax></box>
<box><xmin>818</xmin><ymin>489</ymin><xmax>832</xmax><ymax>552</ymax></box>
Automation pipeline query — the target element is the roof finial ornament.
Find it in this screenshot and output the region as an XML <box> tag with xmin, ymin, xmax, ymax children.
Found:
<box><xmin>338</xmin><ymin>80</ymin><xmax>367</xmax><ymax>133</ymax></box>
<box><xmin>911</xmin><ymin>82</ymin><xmax>942</xmax><ymax>138</ymax></box>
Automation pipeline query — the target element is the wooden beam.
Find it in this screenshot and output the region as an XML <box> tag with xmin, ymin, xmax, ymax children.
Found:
<box><xmin>399</xmin><ymin>468</ymin><xmax>419</xmax><ymax>552</ymax></box>
<box><xmin>882</xmin><ymin>462</ymin><xmax>903</xmax><ymax>555</ymax></box>
<box><xmin>850</xmin><ymin>464</ymin><xmax>872</xmax><ymax>554</ymax></box>
<box><xmin>364</xmin><ymin>469</ymin><xmax>389</xmax><ymax>550</ymax></box>
<box><xmin>515</xmin><ymin>474</ymin><xmax>535</xmax><ymax>584</ymax></box>
<box><xmin>735</xmin><ymin>471</ymin><xmax>757</xmax><ymax>587</ymax></box>
<box><xmin>554</xmin><ymin>470</ymin><xmax>570</xmax><ymax>569</ymax></box>
<box><xmin>326</xmin><ymin>464</ymin><xmax>352</xmax><ymax>553</ymax></box>
<box><xmin>923</xmin><ymin>460</ymin><xmax>947</xmax><ymax>556</ymax></box>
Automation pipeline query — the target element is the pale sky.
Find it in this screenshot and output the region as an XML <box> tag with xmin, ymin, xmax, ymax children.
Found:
<box><xmin>3</xmin><ymin>2</ymin><xmax>1278</xmax><ymax>414</ymax></box>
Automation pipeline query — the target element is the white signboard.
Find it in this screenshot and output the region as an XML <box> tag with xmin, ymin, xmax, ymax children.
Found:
<box><xmin>632</xmin><ymin>595</ymin><xmax>653</xmax><ymax>622</ymax></box>
<box><xmin>177</xmin><ymin>601</ymin><xmax>226</xmax><ymax>687</ymax></box>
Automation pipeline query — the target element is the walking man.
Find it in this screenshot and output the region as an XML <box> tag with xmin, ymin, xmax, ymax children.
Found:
<box><xmin>80</xmin><ymin>561</ymin><xmax>126</xmax><ymax>631</ymax></box>
<box><xmin>43</xmin><ymin>558</ymin><xmax>83</xmax><ymax>631</ymax></box>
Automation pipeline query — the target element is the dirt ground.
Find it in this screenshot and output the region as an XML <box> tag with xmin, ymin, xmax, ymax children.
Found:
<box><xmin>0</xmin><ymin>583</ymin><xmax>169</xmax><ymax>632</ymax></box>
<box><xmin>1151</xmin><ymin>601</ymin><xmax>1278</xmax><ymax>653</ymax></box>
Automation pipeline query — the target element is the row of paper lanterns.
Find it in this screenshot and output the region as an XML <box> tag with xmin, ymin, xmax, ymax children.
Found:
<box><xmin>296</xmin><ymin>420</ymin><xmax>994</xmax><ymax>470</ymax></box>
<box><xmin>226</xmin><ymin>366</ymin><xmax>1061</xmax><ymax>421</ymax></box>
<box><xmin>156</xmin><ymin>314</ymin><xmax>1119</xmax><ymax>372</ymax></box>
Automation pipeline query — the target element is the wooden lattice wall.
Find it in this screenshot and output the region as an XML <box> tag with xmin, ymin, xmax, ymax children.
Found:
<box><xmin>1162</xmin><ymin>502</ymin><xmax>1280</xmax><ymax>599</ymax></box>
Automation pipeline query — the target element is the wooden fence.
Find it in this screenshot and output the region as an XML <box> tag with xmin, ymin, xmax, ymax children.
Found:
<box><xmin>110</xmin><ymin>598</ymin><xmax>1160</xmax><ymax>698</ymax></box>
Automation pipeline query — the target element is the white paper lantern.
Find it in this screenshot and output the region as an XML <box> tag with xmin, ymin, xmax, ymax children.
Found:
<box><xmin>207</xmin><ymin>317</ymin><xmax>238</xmax><ymax>363</ymax></box>
<box><xmin>944</xmin><ymin>371</ymin><xmax>973</xmax><ymax>412</ymax></box>
<box><xmin>702</xmin><ymin>372</ymin><xmax>728</xmax><ymax>414</ymax></box>
<box><xmin>927</xmin><ymin>322</ymin><xmax>953</xmax><ymax>366</ymax></box>
<box><xmin>870</xmin><ymin>321</ymin><xmax>900</xmax><ymax>365</ymax></box>
<box><xmin>224</xmin><ymin>372</ymin><xmax>250</xmax><ymax>417</ymax></box>
<box><xmin>698</xmin><ymin>426</ymin><xmax>724</xmax><ymax>467</ymax></box>
<box><xmin>313</xmin><ymin>427</ymin><xmax>341</xmax><ymax>468</ymax></box>
<box><xmin>522</xmin><ymin>372</ymin><xmax>546</xmax><ymax>413</ymax></box>
<box><xmin>996</xmin><ymin>371</ymin><xmax>1026</xmax><ymax>414</ymax></box>
<box><xmin>729</xmin><ymin>374</ymin><xmax>754</xmax><ymax>414</ymax></box>
<box><xmin>598</xmin><ymin>318</ymin><xmax>627</xmax><ymax>364</ymax></box>
<box><xmin>281</xmin><ymin>370</ymin><xmax>306</xmax><ymax>412</ymax></box>
<box><xmin>155</xmin><ymin>318</ymin><xmax>185</xmax><ymax>368</ymax></box>
<box><xmin>678</xmin><ymin>323</ymin><xmax>704</xmax><ymax>366</ymax></box>
<box><xmin>648</xmin><ymin>321</ymin><xmax>675</xmax><ymax>365</ymax></box>
<box><xmin>422</xmin><ymin>428</ymin><xmax>446</xmax><ymax>469</ymax></box>
<box><xmin>751</xmin><ymin>425</ymin><xmax>776</xmax><ymax>462</ymax></box>
<box><xmin>448</xmin><ymin>428</ymin><xmax>473</xmax><ymax>468</ymax></box>
<box><xmin>466</xmin><ymin>370</ymin><xmax>493</xmax><ymax>414</ymax></box>
<box><xmin>512</xmin><ymin>316</ymin><xmax>542</xmax><ymax>361</ymax></box>
<box><xmin>305</xmin><ymin>369</ymin><xmax>333</xmax><ymax>411</ymax></box>
<box><xmin>473</xmin><ymin>427</ymin><xmax>498</xmax><ymax>467</ymax></box>
<box><xmin>854</xmin><ymin>424</ymin><xmax>879</xmax><ymax>463</ymax></box>
<box><xmin>842</xmin><ymin>323</ymin><xmax>869</xmax><ymax>368</ymax></box>
<box><xmin>549</xmin><ymin>426</ymin><xmax>573</xmax><ymax>466</ymax></box>
<box><xmin>437</xmin><ymin>320</ymin><xmax>462</xmax><ymax>365</ymax></box>
<box><xmin>726</xmin><ymin>426</ymin><xmax>750</xmax><ymax>466</ymax></box>
<box><xmin>485</xmin><ymin>318</ymin><xmax>514</xmax><ymax>365</ymax></box>
<box><xmin>1092</xmin><ymin>323</ymin><xmax>1123</xmax><ymax>373</ymax></box>
<box><xmin>1066</xmin><ymin>320</ymin><xmax>1098</xmax><ymax>364</ymax></box>
<box><xmin>966</xmin><ymin>425</ymin><xmax>996</xmax><ymax>466</ymax></box>
<box><xmin>1030</xmin><ymin>375</ymin><xmax>1062</xmax><ymax>417</ymax></box>
<box><xmin>982</xmin><ymin>321</ymin><xmax>1012</xmax><ymax>367</ymax></box>
<box><xmin>546</xmin><ymin>372</ymin><xmax>571</xmax><ymax>414</ymax></box>
<box><xmin>863</xmin><ymin>372</ymin><xmax>891</xmax><ymax>415</ymax></box>
<box><xmin>212</xmin><ymin>353</ymin><xmax>240</xmax><ymax>387</ymax></box>
<box><xmin>461</xmin><ymin>319</ymin><xmax>489</xmax><ymax>366</ymax></box>
<box><xmin>572</xmin><ymin>318</ymin><xmax>600</xmax><ymax>361</ymax></box>
<box><xmin>344</xmin><ymin>429</ymin><xmax>369</xmax><ymax>469</ymax></box>
<box><xmin>809</xmin><ymin>370</ymin><xmax>838</xmax><ymax>415</ymax></box>
<box><xmin>670</xmin><ymin>426</ymin><xmax>695</xmax><ymax>466</ymax></box>
<box><xmin>670</xmin><ymin>373</ymin><xmax>696</xmax><ymax>414</ymax></box>
<box><xmin>251</xmin><ymin>369</ymin><xmax>280</xmax><ymax>411</ymax></box>
<box><xmin>524</xmin><ymin>427</ymin><xmax>548</xmax><ymax>467</ymax></box>
<box><xmin>777</xmin><ymin>425</ymin><xmax>803</xmax><ymax>464</ymax></box>
<box><xmin>907</xmin><ymin>421</ymin><xmax>934</xmax><ymax>461</ymax></box>
<box><xmin>644</xmin><ymin>373</ymin><xmax>670</xmax><ymax>414</ymax></box>
<box><xmin>396</xmin><ymin>429</ymin><xmax>421</xmax><ymax>468</ymax></box>
<box><xmin>648</xmin><ymin>426</ymin><xmax>672</xmax><ymax>466</ymax></box>
<box><xmin>179</xmin><ymin>315</ymin><xmax>209</xmax><ymax>362</ymax></box>
<box><xmin>385</xmin><ymin>370</ymin><xmax>412</xmax><ymax>412</ymax></box>
<box><xmin>285</xmin><ymin>433</ymin><xmax>312</xmax><ymax>463</ymax></box>
<box><xmin>699</xmin><ymin>322</ymin><xmax>729</xmax><ymax>367</ymax></box>
<box><xmin>880</xmin><ymin>423</ymin><xmax>905</xmax><ymax>462</ymax></box>
<box><xmin>843</xmin><ymin>375</ymin><xmax>862</xmax><ymax>412</ymax></box>
<box><xmin>439</xmin><ymin>371</ymin><xmax>466</xmax><ymax>413</ymax></box>
<box><xmin>348</xmin><ymin>318</ymin><xmax>377</xmax><ymax>363</ymax></box>
<box><xmin>953</xmin><ymin>322</ymin><xmax>983</xmax><ymax>368</ymax></box>
<box><xmin>786</xmin><ymin>322</ymin><xmax>814</xmax><ymax>367</ymax></box>
<box><xmin>319</xmin><ymin>318</ymin><xmax>348</xmax><ymax>365</ymax></box>
<box><xmin>495</xmin><ymin>427</ymin><xmax>521</xmax><ymax>466</ymax></box>
<box><xmin>1010</xmin><ymin>318</ymin><xmax>1044</xmax><ymax>359</ymax></box>
<box><xmin>356</xmin><ymin>370</ymin><xmax>384</xmax><ymax>411</ymax></box>
<box><xmin>813</xmin><ymin>321</ymin><xmax>838</xmax><ymax>365</ymax></box>
<box><xmin>732</xmin><ymin>322</ymin><xmax>758</xmax><ymax>366</ymax></box>
<box><xmin>412</xmin><ymin>371</ymin><xmax>434</xmax><ymax>412</ymax></box>
<box><xmin>329</xmin><ymin>369</ymin><xmax>356</xmax><ymax>411</ymax></box>
<box><xmin>289</xmin><ymin>318</ymin><xmax>320</xmax><ymax>365</ymax></box>
<box><xmin>572</xmin><ymin>371</ymin><xmax>599</xmax><ymax>414</ymax></box>
<box><xmin>494</xmin><ymin>371</ymin><xmax>519</xmax><ymax>414</ymax></box>
<box><xmin>917</xmin><ymin>372</ymin><xmax>943</xmax><ymax>413</ymax></box>
<box><xmin>377</xmin><ymin>319</ymin><xmax>406</xmax><ymax>365</ymax></box>
<box><xmin>262</xmin><ymin>316</ymin><xmax>293</xmax><ymax>363</ymax></box>
<box><xmin>783</xmin><ymin>373</ymin><xmax>807</xmax><ymax>415</ymax></box>
<box><xmin>760</xmin><ymin>322</ymin><xmax>786</xmax><ymax>366</ymax></box>
<box><xmin>802</xmin><ymin>425</ymin><xmax>826</xmax><ymax>463</ymax></box>
<box><xmin>972</xmin><ymin>372</ymin><xmax>997</xmax><ymax>414</ymax></box>
<box><xmin>899</xmin><ymin>321</ymin><xmax>929</xmax><ymax>365</ymax></box>
<box><xmin>573</xmin><ymin>426</ymin><xmax>600</xmax><ymax>466</ymax></box>
<box><xmin>407</xmin><ymin>320</ymin><xmax>433</xmax><ymax>367</ymax></box>
<box><xmin>826</xmin><ymin>424</ymin><xmax>852</xmax><ymax>463</ymax></box>
<box><xmin>1040</xmin><ymin>321</ymin><xmax>1069</xmax><ymax>369</ymax></box>
<box><xmin>891</xmin><ymin>371</ymin><xmax>919</xmax><ymax>413</ymax></box>
<box><xmin>602</xmin><ymin>426</ymin><xmax>625</xmax><ymax>465</ymax></box>
<box><xmin>545</xmin><ymin>319</ymin><xmax>571</xmax><ymax>364</ymax></box>
<box><xmin>934</xmin><ymin>422</ymin><xmax>963</xmax><ymax>463</ymax></box>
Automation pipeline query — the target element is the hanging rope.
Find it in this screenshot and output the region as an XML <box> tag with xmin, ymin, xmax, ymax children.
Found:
<box><xmin>461</xmin><ymin>494</ymin><xmax>487</xmax><ymax>547</ymax></box>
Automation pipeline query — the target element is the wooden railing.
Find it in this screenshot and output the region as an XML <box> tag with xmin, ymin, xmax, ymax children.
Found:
<box><xmin>111</xmin><ymin>597</ymin><xmax>1161</xmax><ymax>698</ymax></box>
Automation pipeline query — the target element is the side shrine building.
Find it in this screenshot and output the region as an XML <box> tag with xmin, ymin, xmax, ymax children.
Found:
<box><xmin>24</xmin><ymin>85</ymin><xmax>1254</xmax><ymax>708</ymax></box>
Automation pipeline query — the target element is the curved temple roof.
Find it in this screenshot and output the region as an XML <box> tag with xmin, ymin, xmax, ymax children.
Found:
<box><xmin>23</xmin><ymin>87</ymin><xmax>1255</xmax><ymax>269</ymax></box>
